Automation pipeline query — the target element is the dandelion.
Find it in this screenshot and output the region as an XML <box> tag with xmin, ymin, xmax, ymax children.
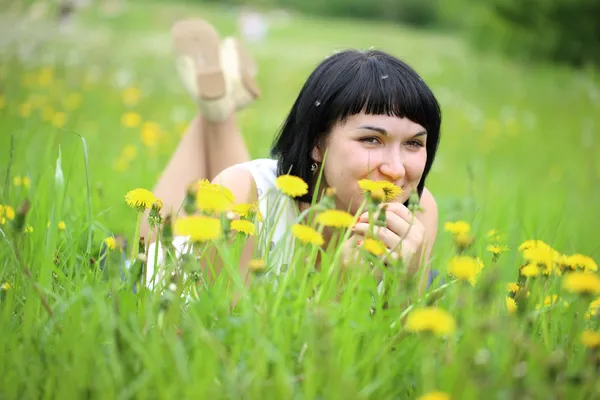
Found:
<box><xmin>358</xmin><ymin>179</ymin><xmax>402</xmax><ymax>202</ymax></box>
<box><xmin>121</xmin><ymin>112</ymin><xmax>141</xmax><ymax>128</ymax></box>
<box><xmin>125</xmin><ymin>188</ymin><xmax>156</xmax><ymax>211</ymax></box>
<box><xmin>587</xmin><ymin>297</ymin><xmax>600</xmax><ymax>319</ymax></box>
<box><xmin>193</xmin><ymin>180</ymin><xmax>235</xmax><ymax>203</ymax></box>
<box><xmin>52</xmin><ymin>112</ymin><xmax>66</xmax><ymax>128</ymax></box>
<box><xmin>363</xmin><ymin>238</ymin><xmax>386</xmax><ymax>256</ymax></box>
<box><xmin>231</xmin><ymin>220</ymin><xmax>255</xmax><ymax>235</ymax></box>
<box><xmin>520</xmin><ymin>263</ymin><xmax>540</xmax><ymax>277</ymax></box>
<box><xmin>174</xmin><ymin>215</ymin><xmax>221</xmax><ymax>242</ymax></box>
<box><xmin>196</xmin><ymin>190</ymin><xmax>234</xmax><ymax>213</ymax></box>
<box><xmin>104</xmin><ymin>236</ymin><xmax>119</xmax><ymax>250</ymax></box>
<box><xmin>487</xmin><ymin>244</ymin><xmax>508</xmax><ymax>255</ymax></box>
<box><xmin>315</xmin><ymin>210</ymin><xmax>355</xmax><ymax>228</ymax></box>
<box><xmin>443</xmin><ymin>220</ymin><xmax>470</xmax><ymax>235</ymax></box>
<box><xmin>562</xmin><ymin>272</ymin><xmax>600</xmax><ymax>295</ymax></box>
<box><xmin>22</xmin><ymin>177</ymin><xmax>31</xmax><ymax>189</ymax></box>
<box><xmin>57</xmin><ymin>221</ymin><xmax>66</xmax><ymax>230</ymax></box>
<box><xmin>564</xmin><ymin>254</ymin><xmax>597</xmax><ymax>272</ymax></box>
<box><xmin>248</xmin><ymin>259</ymin><xmax>266</xmax><ymax>272</ymax></box>
<box><xmin>291</xmin><ymin>224</ymin><xmax>324</xmax><ymax>246</ymax></box>
<box><xmin>580</xmin><ymin>331</ymin><xmax>600</xmax><ymax>349</ymax></box>
<box><xmin>507</xmin><ymin>282</ymin><xmax>519</xmax><ymax>293</ymax></box>
<box><xmin>405</xmin><ymin>307</ymin><xmax>456</xmax><ymax>337</ymax></box>
<box><xmin>518</xmin><ymin>239</ymin><xmax>549</xmax><ymax>252</ymax></box>
<box><xmin>141</xmin><ymin>121</ymin><xmax>160</xmax><ymax>147</ymax></box>
<box><xmin>2</xmin><ymin>205</ymin><xmax>15</xmax><ymax>220</ymax></box>
<box><xmin>523</xmin><ymin>246</ymin><xmax>560</xmax><ymax>275</ymax></box>
<box><xmin>1</xmin><ymin>282</ymin><xmax>10</xmax><ymax>291</ymax></box>
<box><xmin>506</xmin><ymin>297</ymin><xmax>517</xmax><ymax>314</ymax></box>
<box><xmin>449</xmin><ymin>255</ymin><xmax>481</xmax><ymax>284</ymax></box>
<box><xmin>417</xmin><ymin>392</ymin><xmax>450</xmax><ymax>400</ymax></box>
<box><xmin>122</xmin><ymin>86</ymin><xmax>141</xmax><ymax>106</ymax></box>
<box><xmin>275</xmin><ymin>175</ymin><xmax>308</xmax><ymax>198</ymax></box>
<box><xmin>233</xmin><ymin>202</ymin><xmax>263</xmax><ymax>221</ymax></box>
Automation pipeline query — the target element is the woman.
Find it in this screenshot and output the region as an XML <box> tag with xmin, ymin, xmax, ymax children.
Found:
<box><xmin>146</xmin><ymin>18</ymin><xmax>441</xmax><ymax>288</ymax></box>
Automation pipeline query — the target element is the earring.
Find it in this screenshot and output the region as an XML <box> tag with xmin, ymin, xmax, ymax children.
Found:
<box><xmin>311</xmin><ymin>162</ymin><xmax>318</xmax><ymax>174</ymax></box>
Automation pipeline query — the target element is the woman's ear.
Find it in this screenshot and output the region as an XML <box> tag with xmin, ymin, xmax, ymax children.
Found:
<box><xmin>311</xmin><ymin>146</ymin><xmax>323</xmax><ymax>163</ymax></box>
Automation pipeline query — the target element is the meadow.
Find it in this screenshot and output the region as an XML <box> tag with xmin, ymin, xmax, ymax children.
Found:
<box><xmin>1</xmin><ymin>1</ymin><xmax>599</xmax><ymax>399</ymax></box>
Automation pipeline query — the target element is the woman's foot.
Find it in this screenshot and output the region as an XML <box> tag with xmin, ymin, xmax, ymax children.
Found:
<box><xmin>171</xmin><ymin>18</ymin><xmax>260</xmax><ymax>122</ymax></box>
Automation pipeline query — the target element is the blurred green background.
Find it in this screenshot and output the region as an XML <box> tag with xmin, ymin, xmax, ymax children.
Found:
<box><xmin>0</xmin><ymin>0</ymin><xmax>599</xmax><ymax>267</ymax></box>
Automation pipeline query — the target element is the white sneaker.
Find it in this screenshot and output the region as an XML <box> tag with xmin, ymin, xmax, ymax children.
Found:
<box><xmin>171</xmin><ymin>19</ymin><xmax>260</xmax><ymax>122</ymax></box>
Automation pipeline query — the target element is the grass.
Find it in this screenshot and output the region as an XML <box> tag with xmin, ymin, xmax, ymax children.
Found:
<box><xmin>1</xmin><ymin>1</ymin><xmax>599</xmax><ymax>398</ymax></box>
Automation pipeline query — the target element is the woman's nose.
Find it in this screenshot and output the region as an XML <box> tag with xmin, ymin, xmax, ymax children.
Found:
<box><xmin>379</xmin><ymin>153</ymin><xmax>405</xmax><ymax>182</ymax></box>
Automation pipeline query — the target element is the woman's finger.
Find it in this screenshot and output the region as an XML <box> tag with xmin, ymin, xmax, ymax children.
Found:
<box><xmin>352</xmin><ymin>222</ymin><xmax>399</xmax><ymax>249</ymax></box>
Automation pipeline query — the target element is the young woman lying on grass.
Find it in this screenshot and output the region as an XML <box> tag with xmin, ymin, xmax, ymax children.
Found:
<box><xmin>142</xmin><ymin>18</ymin><xmax>441</xmax><ymax>291</ymax></box>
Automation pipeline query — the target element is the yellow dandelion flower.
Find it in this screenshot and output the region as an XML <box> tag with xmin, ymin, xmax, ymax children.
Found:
<box><xmin>358</xmin><ymin>179</ymin><xmax>402</xmax><ymax>202</ymax></box>
<box><xmin>580</xmin><ymin>330</ymin><xmax>600</xmax><ymax>349</ymax></box>
<box><xmin>174</xmin><ymin>215</ymin><xmax>222</xmax><ymax>242</ymax></box>
<box><xmin>248</xmin><ymin>258</ymin><xmax>266</xmax><ymax>271</ymax></box>
<box><xmin>507</xmin><ymin>282</ymin><xmax>519</xmax><ymax>293</ymax></box>
<box><xmin>122</xmin><ymin>86</ymin><xmax>141</xmax><ymax>106</ymax></box>
<box><xmin>506</xmin><ymin>297</ymin><xmax>517</xmax><ymax>314</ymax></box>
<box><xmin>1</xmin><ymin>217</ymin><xmax>5</xmax><ymax>225</ymax></box>
<box><xmin>291</xmin><ymin>224</ymin><xmax>324</xmax><ymax>246</ymax></box>
<box><xmin>4</xmin><ymin>205</ymin><xmax>15</xmax><ymax>220</ymax></box>
<box><xmin>1</xmin><ymin>282</ymin><xmax>10</xmax><ymax>291</ymax></box>
<box><xmin>57</xmin><ymin>221</ymin><xmax>66</xmax><ymax>230</ymax></box>
<box><xmin>449</xmin><ymin>255</ymin><xmax>481</xmax><ymax>283</ymax></box>
<box><xmin>587</xmin><ymin>297</ymin><xmax>600</xmax><ymax>319</ymax></box>
<box><xmin>194</xmin><ymin>180</ymin><xmax>235</xmax><ymax>203</ymax></box>
<box><xmin>518</xmin><ymin>239</ymin><xmax>550</xmax><ymax>252</ymax></box>
<box><xmin>562</xmin><ymin>272</ymin><xmax>600</xmax><ymax>295</ymax></box>
<box><xmin>140</xmin><ymin>121</ymin><xmax>160</xmax><ymax>147</ymax></box>
<box><xmin>125</xmin><ymin>188</ymin><xmax>156</xmax><ymax>211</ymax></box>
<box><xmin>232</xmin><ymin>202</ymin><xmax>263</xmax><ymax>221</ymax></box>
<box><xmin>520</xmin><ymin>263</ymin><xmax>540</xmax><ymax>277</ymax></box>
<box><xmin>443</xmin><ymin>220</ymin><xmax>471</xmax><ymax>235</ymax></box>
<box><xmin>121</xmin><ymin>112</ymin><xmax>141</xmax><ymax>128</ymax></box>
<box><xmin>417</xmin><ymin>392</ymin><xmax>450</xmax><ymax>400</ymax></box>
<box><xmin>231</xmin><ymin>219</ymin><xmax>255</xmax><ymax>235</ymax></box>
<box><xmin>325</xmin><ymin>187</ymin><xmax>337</xmax><ymax>197</ymax></box>
<box><xmin>405</xmin><ymin>307</ymin><xmax>456</xmax><ymax>337</ymax></box>
<box><xmin>104</xmin><ymin>236</ymin><xmax>119</xmax><ymax>250</ymax></box>
<box><xmin>24</xmin><ymin>225</ymin><xmax>34</xmax><ymax>233</ymax></box>
<box><xmin>23</xmin><ymin>177</ymin><xmax>31</xmax><ymax>189</ymax></box>
<box><xmin>565</xmin><ymin>254</ymin><xmax>598</xmax><ymax>272</ymax></box>
<box><xmin>52</xmin><ymin>112</ymin><xmax>66</xmax><ymax>128</ymax></box>
<box><xmin>315</xmin><ymin>210</ymin><xmax>355</xmax><ymax>228</ymax></box>
<box><xmin>196</xmin><ymin>190</ymin><xmax>234</xmax><ymax>213</ymax></box>
<box><xmin>487</xmin><ymin>244</ymin><xmax>508</xmax><ymax>255</ymax></box>
<box><xmin>152</xmin><ymin>199</ymin><xmax>163</xmax><ymax>212</ymax></box>
<box><xmin>363</xmin><ymin>238</ymin><xmax>386</xmax><ymax>256</ymax></box>
<box><xmin>275</xmin><ymin>174</ymin><xmax>308</xmax><ymax>198</ymax></box>
<box><xmin>453</xmin><ymin>232</ymin><xmax>474</xmax><ymax>249</ymax></box>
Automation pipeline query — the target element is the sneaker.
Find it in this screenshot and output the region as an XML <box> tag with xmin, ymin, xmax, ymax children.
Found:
<box><xmin>171</xmin><ymin>19</ymin><xmax>260</xmax><ymax>122</ymax></box>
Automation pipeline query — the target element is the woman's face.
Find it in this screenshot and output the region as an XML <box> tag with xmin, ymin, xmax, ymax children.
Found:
<box><xmin>312</xmin><ymin>112</ymin><xmax>428</xmax><ymax>214</ymax></box>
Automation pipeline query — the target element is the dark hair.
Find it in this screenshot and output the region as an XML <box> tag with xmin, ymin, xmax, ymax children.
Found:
<box><xmin>270</xmin><ymin>49</ymin><xmax>442</xmax><ymax>205</ymax></box>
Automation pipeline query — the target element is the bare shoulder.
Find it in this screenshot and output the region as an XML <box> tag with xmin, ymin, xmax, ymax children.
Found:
<box><xmin>211</xmin><ymin>164</ymin><xmax>258</xmax><ymax>204</ymax></box>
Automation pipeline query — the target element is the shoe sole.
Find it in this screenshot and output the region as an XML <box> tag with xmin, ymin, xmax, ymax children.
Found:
<box><xmin>233</xmin><ymin>40</ymin><xmax>261</xmax><ymax>101</ymax></box>
<box><xmin>171</xmin><ymin>19</ymin><xmax>225</xmax><ymax>100</ymax></box>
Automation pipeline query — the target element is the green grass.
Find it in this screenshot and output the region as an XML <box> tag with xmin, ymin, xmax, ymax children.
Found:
<box><xmin>1</xmin><ymin>1</ymin><xmax>599</xmax><ymax>398</ymax></box>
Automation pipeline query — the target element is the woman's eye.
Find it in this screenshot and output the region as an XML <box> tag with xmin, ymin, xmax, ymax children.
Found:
<box><xmin>360</xmin><ymin>137</ymin><xmax>380</xmax><ymax>145</ymax></box>
<box><xmin>407</xmin><ymin>140</ymin><xmax>424</xmax><ymax>148</ymax></box>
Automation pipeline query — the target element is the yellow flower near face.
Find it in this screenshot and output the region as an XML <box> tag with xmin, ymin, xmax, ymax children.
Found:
<box><xmin>562</xmin><ymin>272</ymin><xmax>600</xmax><ymax>295</ymax></box>
<box><xmin>417</xmin><ymin>392</ymin><xmax>450</xmax><ymax>400</ymax></box>
<box><xmin>275</xmin><ymin>174</ymin><xmax>308</xmax><ymax>198</ymax></box>
<box><xmin>194</xmin><ymin>180</ymin><xmax>235</xmax><ymax>203</ymax></box>
<box><xmin>358</xmin><ymin>179</ymin><xmax>402</xmax><ymax>202</ymax></box>
<box><xmin>196</xmin><ymin>190</ymin><xmax>234</xmax><ymax>213</ymax></box>
<box><xmin>231</xmin><ymin>219</ymin><xmax>255</xmax><ymax>236</ymax></box>
<box><xmin>565</xmin><ymin>254</ymin><xmax>598</xmax><ymax>272</ymax></box>
<box><xmin>405</xmin><ymin>307</ymin><xmax>456</xmax><ymax>337</ymax></box>
<box><xmin>174</xmin><ymin>215</ymin><xmax>221</xmax><ymax>242</ymax></box>
<box><xmin>291</xmin><ymin>224</ymin><xmax>324</xmax><ymax>246</ymax></box>
<box><xmin>315</xmin><ymin>210</ymin><xmax>355</xmax><ymax>228</ymax></box>
<box><xmin>520</xmin><ymin>263</ymin><xmax>540</xmax><ymax>277</ymax></box>
<box><xmin>104</xmin><ymin>236</ymin><xmax>118</xmax><ymax>250</ymax></box>
<box><xmin>580</xmin><ymin>330</ymin><xmax>600</xmax><ymax>349</ymax></box>
<box><xmin>121</xmin><ymin>112</ymin><xmax>141</xmax><ymax>128</ymax></box>
<box><xmin>506</xmin><ymin>297</ymin><xmax>517</xmax><ymax>313</ymax></box>
<box><xmin>125</xmin><ymin>188</ymin><xmax>156</xmax><ymax>211</ymax></box>
<box><xmin>449</xmin><ymin>255</ymin><xmax>481</xmax><ymax>284</ymax></box>
<box><xmin>443</xmin><ymin>220</ymin><xmax>470</xmax><ymax>235</ymax></box>
<box><xmin>363</xmin><ymin>238</ymin><xmax>386</xmax><ymax>256</ymax></box>
<box><xmin>58</xmin><ymin>221</ymin><xmax>66</xmax><ymax>230</ymax></box>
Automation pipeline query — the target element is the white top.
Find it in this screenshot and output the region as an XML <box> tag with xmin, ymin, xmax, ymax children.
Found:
<box><xmin>145</xmin><ymin>158</ymin><xmax>297</xmax><ymax>288</ymax></box>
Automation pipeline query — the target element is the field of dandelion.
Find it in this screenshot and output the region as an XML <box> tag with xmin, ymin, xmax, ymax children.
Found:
<box><xmin>1</xmin><ymin>1</ymin><xmax>600</xmax><ymax>399</ymax></box>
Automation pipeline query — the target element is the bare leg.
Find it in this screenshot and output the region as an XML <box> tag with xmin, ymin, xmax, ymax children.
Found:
<box><xmin>204</xmin><ymin>114</ymin><xmax>250</xmax><ymax>180</ymax></box>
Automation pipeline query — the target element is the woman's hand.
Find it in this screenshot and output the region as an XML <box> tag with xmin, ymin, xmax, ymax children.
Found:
<box><xmin>351</xmin><ymin>202</ymin><xmax>426</xmax><ymax>273</ymax></box>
